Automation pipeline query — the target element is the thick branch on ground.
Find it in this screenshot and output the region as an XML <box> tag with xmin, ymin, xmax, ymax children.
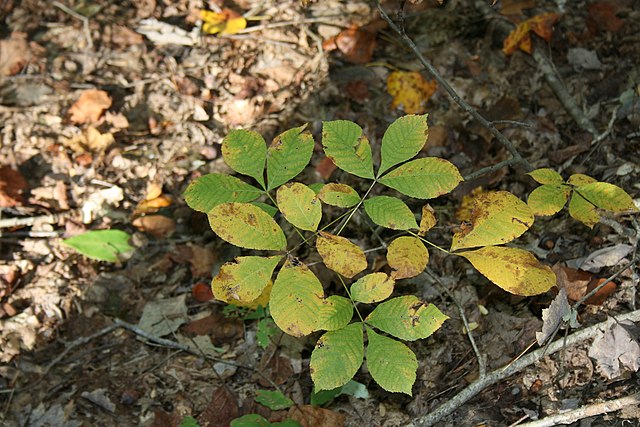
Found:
<box><xmin>376</xmin><ymin>1</ymin><xmax>532</xmax><ymax>175</ymax></box>
<box><xmin>406</xmin><ymin>309</ymin><xmax>640</xmax><ymax>427</ymax></box>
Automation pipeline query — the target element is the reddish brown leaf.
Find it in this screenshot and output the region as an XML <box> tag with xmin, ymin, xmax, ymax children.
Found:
<box><xmin>257</xmin><ymin>355</ymin><xmax>294</xmax><ymax>386</ymax></box>
<box><xmin>287</xmin><ymin>405</ymin><xmax>346</xmax><ymax>427</ymax></box>
<box><xmin>192</xmin><ymin>282</ymin><xmax>214</xmax><ymax>302</ymax></box>
<box><xmin>588</xmin><ymin>2</ymin><xmax>624</xmax><ymax>33</ymax></box>
<box><xmin>328</xmin><ymin>25</ymin><xmax>377</xmax><ymax>64</ymax></box>
<box><xmin>182</xmin><ymin>312</ymin><xmax>243</xmax><ymax>344</ymax></box>
<box><xmin>197</xmin><ymin>386</ymin><xmax>239</xmax><ymax>427</ymax></box>
<box><xmin>552</xmin><ymin>263</ymin><xmax>592</xmax><ymax>302</ymax></box>
<box><xmin>315</xmin><ymin>156</ymin><xmax>337</xmax><ymax>180</ymax></box>
<box><xmin>68</xmin><ymin>89</ymin><xmax>112</xmax><ymax>124</ymax></box>
<box><xmin>132</xmin><ymin>215</ymin><xmax>176</xmax><ymax>238</ymax></box>
<box><xmin>503</xmin><ymin>12</ymin><xmax>559</xmax><ymax>56</ymax></box>
<box><xmin>583</xmin><ymin>278</ymin><xmax>616</xmax><ymax>306</ymax></box>
<box><xmin>0</xmin><ymin>166</ymin><xmax>28</xmax><ymax>207</ymax></box>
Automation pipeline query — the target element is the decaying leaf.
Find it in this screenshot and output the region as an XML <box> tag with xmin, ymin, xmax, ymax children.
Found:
<box><xmin>386</xmin><ymin>71</ymin><xmax>437</xmax><ymax>114</ymax></box>
<box><xmin>0</xmin><ymin>166</ymin><xmax>28</xmax><ymax>207</ymax></box>
<box><xmin>386</xmin><ymin>236</ymin><xmax>429</xmax><ymax>280</ymax></box>
<box><xmin>418</xmin><ymin>204</ymin><xmax>436</xmax><ymax>236</ymax></box>
<box><xmin>138</xmin><ymin>294</ymin><xmax>187</xmax><ymax>337</ymax></box>
<box><xmin>536</xmin><ymin>288</ymin><xmax>571</xmax><ymax>345</ymax></box>
<box><xmin>503</xmin><ymin>12</ymin><xmax>560</xmax><ymax>56</ymax></box>
<box><xmin>288</xmin><ymin>405</ymin><xmax>346</xmax><ymax>427</ymax></box>
<box><xmin>59</xmin><ymin>126</ymin><xmax>115</xmax><ymax>154</ymax></box>
<box><xmin>200</xmin><ymin>8</ymin><xmax>247</xmax><ymax>36</ymax></box>
<box><xmin>589</xmin><ymin>317</ymin><xmax>640</xmax><ymax>379</ymax></box>
<box><xmin>323</xmin><ymin>25</ymin><xmax>377</xmax><ymax>65</ymax></box>
<box><xmin>316</xmin><ymin>232</ymin><xmax>367</xmax><ymax>278</ymax></box>
<box><xmin>69</xmin><ymin>89</ymin><xmax>112</xmax><ymax>124</ymax></box>
<box><xmin>132</xmin><ymin>214</ymin><xmax>176</xmax><ymax>238</ymax></box>
<box><xmin>0</xmin><ymin>32</ymin><xmax>31</xmax><ymax>77</ymax></box>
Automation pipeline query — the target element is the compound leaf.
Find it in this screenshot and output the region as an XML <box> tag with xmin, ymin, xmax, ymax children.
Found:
<box><xmin>222</xmin><ymin>129</ymin><xmax>267</xmax><ymax>188</ymax></box>
<box><xmin>387</xmin><ymin>236</ymin><xmax>429</xmax><ymax>280</ymax></box>
<box><xmin>365</xmin><ymin>295</ymin><xmax>448</xmax><ymax>341</ymax></box>
<box><xmin>379</xmin><ymin>114</ymin><xmax>428</xmax><ymax>175</ymax></box>
<box><xmin>366</xmin><ymin>327</ymin><xmax>417</xmax><ymax>395</ymax></box>
<box><xmin>184</xmin><ymin>173</ymin><xmax>263</xmax><ymax>213</ymax></box>
<box><xmin>317</xmin><ymin>183</ymin><xmax>361</xmax><ymax>208</ymax></box>
<box><xmin>527</xmin><ymin>184</ymin><xmax>571</xmax><ymax>216</ymax></box>
<box><xmin>208</xmin><ymin>203</ymin><xmax>286</xmax><ymax>251</ymax></box>
<box><xmin>575</xmin><ymin>182</ymin><xmax>637</xmax><ymax>212</ymax></box>
<box><xmin>378</xmin><ymin>157</ymin><xmax>462</xmax><ymax>199</ymax></box>
<box><xmin>351</xmin><ymin>273</ymin><xmax>395</xmax><ymax>304</ymax></box>
<box><xmin>311</xmin><ymin>323</ymin><xmax>364</xmax><ymax>391</ymax></box>
<box><xmin>63</xmin><ymin>229</ymin><xmax>133</xmax><ymax>262</ymax></box>
<box><xmin>527</xmin><ymin>168</ymin><xmax>564</xmax><ymax>185</ymax></box>
<box><xmin>459</xmin><ymin>246</ymin><xmax>555</xmax><ymax>296</ymax></box>
<box><xmin>211</xmin><ymin>255</ymin><xmax>281</xmax><ymax>304</ymax></box>
<box><xmin>267</xmin><ymin>124</ymin><xmax>315</xmax><ymax>190</ymax></box>
<box><xmin>316</xmin><ymin>232</ymin><xmax>367</xmax><ymax>278</ymax></box>
<box><xmin>319</xmin><ymin>295</ymin><xmax>354</xmax><ymax>331</ymax></box>
<box><xmin>569</xmin><ymin>191</ymin><xmax>600</xmax><ymax>228</ymax></box>
<box><xmin>270</xmin><ymin>260</ymin><xmax>325</xmax><ymax>337</ymax></box>
<box><xmin>276</xmin><ymin>182</ymin><xmax>322</xmax><ymax>231</ymax></box>
<box><xmin>363</xmin><ymin>196</ymin><xmax>418</xmax><ymax>230</ymax></box>
<box><xmin>255</xmin><ymin>389</ymin><xmax>294</xmax><ymax>410</ymax></box>
<box><xmin>451</xmin><ymin>191</ymin><xmax>533</xmax><ymax>251</ymax></box>
<box><xmin>322</xmin><ymin>120</ymin><xmax>374</xmax><ymax>179</ymax></box>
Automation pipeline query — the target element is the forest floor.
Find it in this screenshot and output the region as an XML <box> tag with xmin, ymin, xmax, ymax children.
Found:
<box><xmin>1</xmin><ymin>0</ymin><xmax>640</xmax><ymax>426</ymax></box>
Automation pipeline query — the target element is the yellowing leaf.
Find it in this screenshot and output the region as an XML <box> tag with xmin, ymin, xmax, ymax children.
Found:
<box><xmin>208</xmin><ymin>203</ymin><xmax>286</xmax><ymax>251</ymax></box>
<box><xmin>200</xmin><ymin>9</ymin><xmax>247</xmax><ymax>35</ymax></box>
<box><xmin>574</xmin><ymin>182</ymin><xmax>638</xmax><ymax>213</ymax></box>
<box><xmin>527</xmin><ymin>184</ymin><xmax>571</xmax><ymax>216</ymax></box>
<box><xmin>386</xmin><ymin>71</ymin><xmax>437</xmax><ymax>114</ymax></box>
<box><xmin>276</xmin><ymin>182</ymin><xmax>322</xmax><ymax>231</ymax></box>
<box><xmin>451</xmin><ymin>191</ymin><xmax>534</xmax><ymax>252</ymax></box>
<box><xmin>318</xmin><ymin>295</ymin><xmax>354</xmax><ymax>331</ymax></box>
<box><xmin>317</xmin><ymin>183</ymin><xmax>361</xmax><ymax>208</ymax></box>
<box><xmin>569</xmin><ymin>191</ymin><xmax>600</xmax><ymax>228</ymax></box>
<box><xmin>459</xmin><ymin>246</ymin><xmax>555</xmax><ymax>296</ymax></box>
<box><xmin>316</xmin><ymin>232</ymin><xmax>367</xmax><ymax>278</ymax></box>
<box><xmin>270</xmin><ymin>260</ymin><xmax>325</xmax><ymax>336</ymax></box>
<box><xmin>351</xmin><ymin>273</ymin><xmax>395</xmax><ymax>304</ymax></box>
<box><xmin>418</xmin><ymin>204</ymin><xmax>436</xmax><ymax>236</ymax></box>
<box><xmin>456</xmin><ymin>187</ymin><xmax>485</xmax><ymax>222</ymax></box>
<box><xmin>311</xmin><ymin>323</ymin><xmax>364</xmax><ymax>391</ymax></box>
<box><xmin>366</xmin><ymin>327</ymin><xmax>417</xmax><ymax>395</ymax></box>
<box><xmin>503</xmin><ymin>12</ymin><xmax>559</xmax><ymax>56</ymax></box>
<box><xmin>567</xmin><ymin>173</ymin><xmax>597</xmax><ymax>186</ymax></box>
<box><xmin>211</xmin><ymin>255</ymin><xmax>281</xmax><ymax>304</ymax></box>
<box><xmin>386</xmin><ymin>236</ymin><xmax>429</xmax><ymax>280</ymax></box>
<box><xmin>365</xmin><ymin>295</ymin><xmax>448</xmax><ymax>341</ymax></box>
<box><xmin>527</xmin><ymin>168</ymin><xmax>564</xmax><ymax>185</ymax></box>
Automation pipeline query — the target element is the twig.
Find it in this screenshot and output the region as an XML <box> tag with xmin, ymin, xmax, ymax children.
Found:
<box><xmin>424</xmin><ymin>269</ymin><xmax>486</xmax><ymax>378</ymax></box>
<box><xmin>574</xmin><ymin>254</ymin><xmax>640</xmax><ymax>311</ymax></box>
<box><xmin>517</xmin><ymin>393</ymin><xmax>640</xmax><ymax>427</ymax></box>
<box><xmin>376</xmin><ymin>1</ymin><xmax>532</xmax><ymax>174</ymax></box>
<box><xmin>52</xmin><ymin>1</ymin><xmax>94</xmax><ymax>50</ymax></box>
<box><xmin>406</xmin><ymin>308</ymin><xmax>640</xmax><ymax>427</ymax></box>
<box><xmin>463</xmin><ymin>157</ymin><xmax>523</xmax><ymax>181</ymax></box>
<box><xmin>0</xmin><ymin>214</ymin><xmax>60</xmax><ymax>229</ymax></box>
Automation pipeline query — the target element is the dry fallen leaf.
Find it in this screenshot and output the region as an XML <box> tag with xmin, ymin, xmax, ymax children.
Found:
<box><xmin>589</xmin><ymin>317</ymin><xmax>640</xmax><ymax>379</ymax></box>
<box><xmin>588</xmin><ymin>2</ymin><xmax>624</xmax><ymax>34</ymax></box>
<box><xmin>503</xmin><ymin>12</ymin><xmax>559</xmax><ymax>56</ymax></box>
<box><xmin>69</xmin><ymin>89</ymin><xmax>112</xmax><ymax>124</ymax></box>
<box><xmin>132</xmin><ymin>215</ymin><xmax>176</xmax><ymax>238</ymax></box>
<box><xmin>323</xmin><ymin>25</ymin><xmax>377</xmax><ymax>65</ymax></box>
<box><xmin>288</xmin><ymin>405</ymin><xmax>346</xmax><ymax>427</ymax></box>
<box><xmin>59</xmin><ymin>126</ymin><xmax>115</xmax><ymax>154</ymax></box>
<box><xmin>386</xmin><ymin>71</ymin><xmax>437</xmax><ymax>114</ymax></box>
<box><xmin>182</xmin><ymin>312</ymin><xmax>243</xmax><ymax>344</ymax></box>
<box><xmin>536</xmin><ymin>287</ymin><xmax>570</xmax><ymax>345</ymax></box>
<box><xmin>200</xmin><ymin>9</ymin><xmax>247</xmax><ymax>35</ymax></box>
<box><xmin>0</xmin><ymin>166</ymin><xmax>28</xmax><ymax>207</ymax></box>
<box><xmin>0</xmin><ymin>32</ymin><xmax>31</xmax><ymax>77</ymax></box>
<box><xmin>134</xmin><ymin>194</ymin><xmax>172</xmax><ymax>215</ymax></box>
<box><xmin>315</xmin><ymin>156</ymin><xmax>337</xmax><ymax>180</ymax></box>
<box><xmin>197</xmin><ymin>386</ymin><xmax>239</xmax><ymax>427</ymax></box>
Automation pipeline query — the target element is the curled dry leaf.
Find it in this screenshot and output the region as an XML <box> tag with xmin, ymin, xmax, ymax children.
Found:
<box><xmin>553</xmin><ymin>263</ymin><xmax>617</xmax><ymax>305</ymax></box>
<box><xmin>132</xmin><ymin>214</ymin><xmax>176</xmax><ymax>238</ymax></box>
<box><xmin>0</xmin><ymin>166</ymin><xmax>28</xmax><ymax>207</ymax></box>
<box><xmin>0</xmin><ymin>32</ymin><xmax>31</xmax><ymax>77</ymax></box>
<box><xmin>503</xmin><ymin>12</ymin><xmax>559</xmax><ymax>56</ymax></box>
<box><xmin>323</xmin><ymin>25</ymin><xmax>377</xmax><ymax>65</ymax></box>
<box><xmin>69</xmin><ymin>89</ymin><xmax>112</xmax><ymax>124</ymax></box>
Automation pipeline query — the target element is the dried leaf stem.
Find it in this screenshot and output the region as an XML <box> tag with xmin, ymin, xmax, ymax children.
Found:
<box><xmin>406</xmin><ymin>308</ymin><xmax>640</xmax><ymax>427</ymax></box>
<box><xmin>376</xmin><ymin>1</ymin><xmax>532</xmax><ymax>175</ymax></box>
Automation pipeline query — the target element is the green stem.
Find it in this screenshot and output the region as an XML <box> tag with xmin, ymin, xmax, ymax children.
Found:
<box><xmin>408</xmin><ymin>230</ymin><xmax>451</xmax><ymax>255</ymax></box>
<box><xmin>338</xmin><ymin>275</ymin><xmax>365</xmax><ymax>323</ymax></box>
<box><xmin>335</xmin><ymin>180</ymin><xmax>377</xmax><ymax>235</ymax></box>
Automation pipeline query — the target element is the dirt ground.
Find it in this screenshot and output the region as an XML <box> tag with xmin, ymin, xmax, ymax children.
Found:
<box><xmin>1</xmin><ymin>0</ymin><xmax>639</xmax><ymax>426</ymax></box>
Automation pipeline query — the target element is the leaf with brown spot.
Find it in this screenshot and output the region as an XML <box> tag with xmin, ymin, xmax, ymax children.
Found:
<box><xmin>208</xmin><ymin>203</ymin><xmax>286</xmax><ymax>251</ymax></box>
<box><xmin>459</xmin><ymin>246</ymin><xmax>555</xmax><ymax>296</ymax></box>
<box><xmin>211</xmin><ymin>255</ymin><xmax>281</xmax><ymax>305</ymax></box>
<box><xmin>350</xmin><ymin>273</ymin><xmax>395</xmax><ymax>303</ymax></box>
<box><xmin>276</xmin><ymin>182</ymin><xmax>322</xmax><ymax>231</ymax></box>
<box><xmin>387</xmin><ymin>236</ymin><xmax>429</xmax><ymax>280</ymax></box>
<box><xmin>418</xmin><ymin>204</ymin><xmax>436</xmax><ymax>236</ymax></box>
<box><xmin>316</xmin><ymin>232</ymin><xmax>367</xmax><ymax>278</ymax></box>
<box><xmin>69</xmin><ymin>89</ymin><xmax>112</xmax><ymax>124</ymax></box>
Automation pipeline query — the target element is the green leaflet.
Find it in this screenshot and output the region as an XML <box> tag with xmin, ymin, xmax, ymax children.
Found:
<box><xmin>322</xmin><ymin>120</ymin><xmax>374</xmax><ymax>179</ymax></box>
<box><xmin>379</xmin><ymin>114</ymin><xmax>428</xmax><ymax>175</ymax></box>
<box><xmin>183</xmin><ymin>173</ymin><xmax>263</xmax><ymax>213</ymax></box>
<box><xmin>366</xmin><ymin>327</ymin><xmax>417</xmax><ymax>395</ymax></box>
<box><xmin>222</xmin><ymin>129</ymin><xmax>267</xmax><ymax>188</ymax></box>
<box><xmin>365</xmin><ymin>295</ymin><xmax>448</xmax><ymax>341</ymax></box>
<box><xmin>363</xmin><ymin>196</ymin><xmax>418</xmax><ymax>230</ymax></box>
<box><xmin>267</xmin><ymin>124</ymin><xmax>315</xmax><ymax>190</ymax></box>
<box><xmin>311</xmin><ymin>323</ymin><xmax>364</xmax><ymax>391</ymax></box>
<box><xmin>63</xmin><ymin>229</ymin><xmax>133</xmax><ymax>262</ymax></box>
<box><xmin>378</xmin><ymin>157</ymin><xmax>462</xmax><ymax>199</ymax></box>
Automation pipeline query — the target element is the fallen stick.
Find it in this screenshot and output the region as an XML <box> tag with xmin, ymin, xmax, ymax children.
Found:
<box><xmin>517</xmin><ymin>393</ymin><xmax>640</xmax><ymax>427</ymax></box>
<box><xmin>406</xmin><ymin>309</ymin><xmax>640</xmax><ymax>427</ymax></box>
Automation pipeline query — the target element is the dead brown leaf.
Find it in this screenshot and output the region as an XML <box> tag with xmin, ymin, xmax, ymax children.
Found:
<box><xmin>324</xmin><ymin>25</ymin><xmax>377</xmax><ymax>65</ymax></box>
<box><xmin>132</xmin><ymin>215</ymin><xmax>176</xmax><ymax>238</ymax></box>
<box><xmin>59</xmin><ymin>126</ymin><xmax>115</xmax><ymax>154</ymax></box>
<box><xmin>197</xmin><ymin>386</ymin><xmax>239</xmax><ymax>427</ymax></box>
<box><xmin>588</xmin><ymin>2</ymin><xmax>624</xmax><ymax>34</ymax></box>
<box><xmin>258</xmin><ymin>354</ymin><xmax>294</xmax><ymax>386</ymax></box>
<box><xmin>0</xmin><ymin>32</ymin><xmax>31</xmax><ymax>76</ymax></box>
<box><xmin>552</xmin><ymin>263</ymin><xmax>616</xmax><ymax>305</ymax></box>
<box><xmin>288</xmin><ymin>405</ymin><xmax>346</xmax><ymax>427</ymax></box>
<box><xmin>315</xmin><ymin>156</ymin><xmax>337</xmax><ymax>180</ymax></box>
<box><xmin>0</xmin><ymin>166</ymin><xmax>28</xmax><ymax>207</ymax></box>
<box><xmin>69</xmin><ymin>89</ymin><xmax>112</xmax><ymax>124</ymax></box>
<box><xmin>182</xmin><ymin>312</ymin><xmax>243</xmax><ymax>345</ymax></box>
